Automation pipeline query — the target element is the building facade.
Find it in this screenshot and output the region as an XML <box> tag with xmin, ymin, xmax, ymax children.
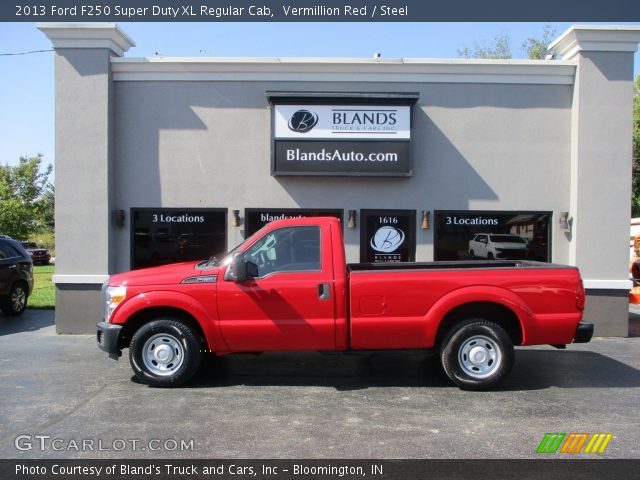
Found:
<box><xmin>39</xmin><ymin>23</ymin><xmax>640</xmax><ymax>335</ymax></box>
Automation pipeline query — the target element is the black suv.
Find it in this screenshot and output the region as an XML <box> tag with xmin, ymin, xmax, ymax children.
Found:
<box><xmin>0</xmin><ymin>236</ymin><xmax>34</xmax><ymax>316</ymax></box>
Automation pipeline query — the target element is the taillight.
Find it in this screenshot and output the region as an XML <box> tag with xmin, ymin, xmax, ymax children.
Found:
<box><xmin>576</xmin><ymin>278</ymin><xmax>585</xmax><ymax>311</ymax></box>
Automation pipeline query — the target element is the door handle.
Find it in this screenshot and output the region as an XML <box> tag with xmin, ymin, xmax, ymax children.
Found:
<box><xmin>318</xmin><ymin>283</ymin><xmax>330</xmax><ymax>300</ymax></box>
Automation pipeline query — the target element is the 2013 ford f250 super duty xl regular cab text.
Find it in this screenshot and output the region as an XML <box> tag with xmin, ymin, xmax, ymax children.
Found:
<box><xmin>97</xmin><ymin>217</ymin><xmax>593</xmax><ymax>390</ymax></box>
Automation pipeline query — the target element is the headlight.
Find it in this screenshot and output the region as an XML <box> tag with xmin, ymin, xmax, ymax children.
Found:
<box><xmin>105</xmin><ymin>285</ymin><xmax>127</xmax><ymax>322</ymax></box>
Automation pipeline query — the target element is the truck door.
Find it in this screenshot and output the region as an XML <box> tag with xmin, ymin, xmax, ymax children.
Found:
<box><xmin>216</xmin><ymin>225</ymin><xmax>336</xmax><ymax>351</ymax></box>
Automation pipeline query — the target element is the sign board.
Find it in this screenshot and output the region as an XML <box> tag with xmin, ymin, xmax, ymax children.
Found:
<box><xmin>434</xmin><ymin>211</ymin><xmax>552</xmax><ymax>262</ymax></box>
<box><xmin>245</xmin><ymin>208</ymin><xmax>343</xmax><ymax>236</ymax></box>
<box><xmin>360</xmin><ymin>209</ymin><xmax>416</xmax><ymax>263</ymax></box>
<box><xmin>274</xmin><ymin>141</ymin><xmax>411</xmax><ymax>176</ymax></box>
<box><xmin>271</xmin><ymin>101</ymin><xmax>413</xmax><ymax>177</ymax></box>
<box><xmin>131</xmin><ymin>208</ymin><xmax>227</xmax><ymax>269</ymax></box>
<box><xmin>274</xmin><ymin>105</ymin><xmax>411</xmax><ymax>140</ymax></box>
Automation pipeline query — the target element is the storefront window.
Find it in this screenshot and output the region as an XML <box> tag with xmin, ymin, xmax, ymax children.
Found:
<box><xmin>360</xmin><ymin>209</ymin><xmax>416</xmax><ymax>263</ymax></box>
<box><xmin>244</xmin><ymin>208</ymin><xmax>342</xmax><ymax>237</ymax></box>
<box><xmin>434</xmin><ymin>211</ymin><xmax>551</xmax><ymax>262</ymax></box>
<box><xmin>131</xmin><ymin>208</ymin><xmax>227</xmax><ymax>269</ymax></box>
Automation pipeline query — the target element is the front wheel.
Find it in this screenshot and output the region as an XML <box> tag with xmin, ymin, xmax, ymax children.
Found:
<box><xmin>440</xmin><ymin>319</ymin><xmax>514</xmax><ymax>390</ymax></box>
<box><xmin>129</xmin><ymin>319</ymin><xmax>202</xmax><ymax>387</ymax></box>
<box><xmin>1</xmin><ymin>283</ymin><xmax>28</xmax><ymax>316</ymax></box>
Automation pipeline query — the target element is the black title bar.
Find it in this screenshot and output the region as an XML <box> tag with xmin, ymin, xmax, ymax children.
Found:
<box><xmin>5</xmin><ymin>0</ymin><xmax>640</xmax><ymax>22</ymax></box>
<box><xmin>3</xmin><ymin>459</ymin><xmax>640</xmax><ymax>480</ymax></box>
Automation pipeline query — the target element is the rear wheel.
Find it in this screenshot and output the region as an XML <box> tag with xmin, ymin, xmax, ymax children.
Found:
<box><xmin>487</xmin><ymin>252</ymin><xmax>495</xmax><ymax>260</ymax></box>
<box><xmin>129</xmin><ymin>319</ymin><xmax>202</xmax><ymax>387</ymax></box>
<box><xmin>1</xmin><ymin>283</ymin><xmax>28</xmax><ymax>316</ymax></box>
<box><xmin>440</xmin><ymin>319</ymin><xmax>514</xmax><ymax>390</ymax></box>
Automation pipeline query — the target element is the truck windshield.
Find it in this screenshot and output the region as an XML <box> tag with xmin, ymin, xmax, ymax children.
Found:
<box><xmin>197</xmin><ymin>229</ymin><xmax>264</xmax><ymax>268</ymax></box>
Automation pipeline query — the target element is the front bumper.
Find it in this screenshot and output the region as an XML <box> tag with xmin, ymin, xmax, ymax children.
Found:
<box><xmin>97</xmin><ymin>322</ymin><xmax>123</xmax><ymax>360</ymax></box>
<box><xmin>573</xmin><ymin>322</ymin><xmax>594</xmax><ymax>343</ymax></box>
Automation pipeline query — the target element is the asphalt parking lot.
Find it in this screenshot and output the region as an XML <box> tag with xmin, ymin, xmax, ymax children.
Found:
<box><xmin>0</xmin><ymin>309</ymin><xmax>639</xmax><ymax>459</ymax></box>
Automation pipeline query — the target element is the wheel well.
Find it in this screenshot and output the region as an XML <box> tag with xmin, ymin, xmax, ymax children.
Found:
<box><xmin>9</xmin><ymin>279</ymin><xmax>30</xmax><ymax>298</ymax></box>
<box><xmin>13</xmin><ymin>279</ymin><xmax>29</xmax><ymax>290</ymax></box>
<box><xmin>436</xmin><ymin>302</ymin><xmax>522</xmax><ymax>347</ymax></box>
<box><xmin>1</xmin><ymin>279</ymin><xmax>27</xmax><ymax>303</ymax></box>
<box><xmin>117</xmin><ymin>307</ymin><xmax>208</xmax><ymax>351</ymax></box>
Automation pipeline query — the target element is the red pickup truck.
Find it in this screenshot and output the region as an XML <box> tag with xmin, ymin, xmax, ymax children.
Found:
<box><xmin>97</xmin><ymin>217</ymin><xmax>592</xmax><ymax>390</ymax></box>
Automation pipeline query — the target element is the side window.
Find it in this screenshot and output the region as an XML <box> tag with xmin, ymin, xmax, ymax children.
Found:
<box><xmin>244</xmin><ymin>226</ymin><xmax>321</xmax><ymax>277</ymax></box>
<box><xmin>0</xmin><ymin>242</ymin><xmax>19</xmax><ymax>260</ymax></box>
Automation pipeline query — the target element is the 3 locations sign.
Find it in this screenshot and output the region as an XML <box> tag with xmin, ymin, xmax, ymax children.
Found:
<box><xmin>131</xmin><ymin>208</ymin><xmax>227</xmax><ymax>269</ymax></box>
<box><xmin>271</xmin><ymin>100</ymin><xmax>414</xmax><ymax>176</ymax></box>
<box><xmin>434</xmin><ymin>211</ymin><xmax>552</xmax><ymax>262</ymax></box>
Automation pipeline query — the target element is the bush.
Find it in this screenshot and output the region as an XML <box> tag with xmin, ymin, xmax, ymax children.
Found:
<box><xmin>27</xmin><ymin>231</ymin><xmax>55</xmax><ymax>257</ymax></box>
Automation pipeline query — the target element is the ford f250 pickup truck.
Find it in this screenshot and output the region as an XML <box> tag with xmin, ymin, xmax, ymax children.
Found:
<box><xmin>97</xmin><ymin>217</ymin><xmax>593</xmax><ymax>390</ymax></box>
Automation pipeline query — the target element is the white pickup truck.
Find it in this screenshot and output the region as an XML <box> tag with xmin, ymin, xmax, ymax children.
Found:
<box><xmin>468</xmin><ymin>233</ymin><xmax>527</xmax><ymax>260</ymax></box>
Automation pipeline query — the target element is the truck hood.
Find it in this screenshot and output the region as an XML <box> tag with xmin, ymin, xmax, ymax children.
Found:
<box><xmin>108</xmin><ymin>262</ymin><xmax>219</xmax><ymax>287</ymax></box>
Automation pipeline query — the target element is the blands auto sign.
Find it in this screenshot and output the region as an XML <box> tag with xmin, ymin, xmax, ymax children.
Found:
<box><xmin>274</xmin><ymin>105</ymin><xmax>411</xmax><ymax>140</ymax></box>
<box><xmin>271</xmin><ymin>101</ymin><xmax>413</xmax><ymax>177</ymax></box>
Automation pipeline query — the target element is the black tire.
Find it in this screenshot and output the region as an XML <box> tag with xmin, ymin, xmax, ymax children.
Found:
<box><xmin>129</xmin><ymin>319</ymin><xmax>203</xmax><ymax>387</ymax></box>
<box><xmin>1</xmin><ymin>282</ymin><xmax>28</xmax><ymax>317</ymax></box>
<box><xmin>440</xmin><ymin>319</ymin><xmax>514</xmax><ymax>391</ymax></box>
<box><xmin>487</xmin><ymin>252</ymin><xmax>495</xmax><ymax>260</ymax></box>
<box><xmin>469</xmin><ymin>250</ymin><xmax>475</xmax><ymax>258</ymax></box>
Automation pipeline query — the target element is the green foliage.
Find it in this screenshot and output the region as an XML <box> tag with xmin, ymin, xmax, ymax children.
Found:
<box><xmin>632</xmin><ymin>76</ymin><xmax>640</xmax><ymax>217</ymax></box>
<box><xmin>458</xmin><ymin>26</ymin><xmax>556</xmax><ymax>60</ymax></box>
<box><xmin>521</xmin><ymin>26</ymin><xmax>556</xmax><ymax>60</ymax></box>
<box><xmin>0</xmin><ymin>154</ymin><xmax>54</xmax><ymax>240</ymax></box>
<box><xmin>30</xmin><ymin>231</ymin><xmax>55</xmax><ymax>255</ymax></box>
<box><xmin>634</xmin><ymin>75</ymin><xmax>640</xmax><ymax>161</ymax></box>
<box><xmin>457</xmin><ymin>32</ymin><xmax>512</xmax><ymax>59</ymax></box>
<box><xmin>29</xmin><ymin>265</ymin><xmax>55</xmax><ymax>309</ymax></box>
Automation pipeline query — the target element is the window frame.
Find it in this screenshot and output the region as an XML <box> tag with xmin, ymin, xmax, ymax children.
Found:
<box><xmin>243</xmin><ymin>226</ymin><xmax>323</xmax><ymax>279</ymax></box>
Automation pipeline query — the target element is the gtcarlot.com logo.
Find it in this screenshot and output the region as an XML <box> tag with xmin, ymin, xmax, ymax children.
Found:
<box><xmin>537</xmin><ymin>432</ymin><xmax>613</xmax><ymax>454</ymax></box>
<box><xmin>14</xmin><ymin>434</ymin><xmax>194</xmax><ymax>452</ymax></box>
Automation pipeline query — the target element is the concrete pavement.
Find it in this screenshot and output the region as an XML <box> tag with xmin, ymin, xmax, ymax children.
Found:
<box><xmin>0</xmin><ymin>309</ymin><xmax>639</xmax><ymax>459</ymax></box>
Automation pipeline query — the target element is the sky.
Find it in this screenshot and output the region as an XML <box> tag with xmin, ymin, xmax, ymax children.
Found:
<box><xmin>1</xmin><ymin>21</ymin><xmax>639</xmax><ymax>173</ymax></box>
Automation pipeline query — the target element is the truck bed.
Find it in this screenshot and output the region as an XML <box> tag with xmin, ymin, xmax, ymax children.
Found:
<box><xmin>347</xmin><ymin>260</ymin><xmax>582</xmax><ymax>350</ymax></box>
<box><xmin>347</xmin><ymin>260</ymin><xmax>566</xmax><ymax>272</ymax></box>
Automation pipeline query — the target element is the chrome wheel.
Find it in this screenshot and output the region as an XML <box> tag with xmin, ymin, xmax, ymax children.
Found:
<box><xmin>11</xmin><ymin>286</ymin><xmax>26</xmax><ymax>312</ymax></box>
<box><xmin>458</xmin><ymin>335</ymin><xmax>502</xmax><ymax>379</ymax></box>
<box><xmin>142</xmin><ymin>333</ymin><xmax>185</xmax><ymax>376</ymax></box>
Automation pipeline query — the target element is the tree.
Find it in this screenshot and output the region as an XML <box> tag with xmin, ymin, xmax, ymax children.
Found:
<box><xmin>521</xmin><ymin>26</ymin><xmax>557</xmax><ymax>60</ymax></box>
<box><xmin>632</xmin><ymin>75</ymin><xmax>640</xmax><ymax>217</ymax></box>
<box><xmin>634</xmin><ymin>75</ymin><xmax>640</xmax><ymax>161</ymax></box>
<box><xmin>457</xmin><ymin>32</ymin><xmax>512</xmax><ymax>59</ymax></box>
<box><xmin>458</xmin><ymin>26</ymin><xmax>556</xmax><ymax>60</ymax></box>
<box><xmin>0</xmin><ymin>154</ymin><xmax>53</xmax><ymax>239</ymax></box>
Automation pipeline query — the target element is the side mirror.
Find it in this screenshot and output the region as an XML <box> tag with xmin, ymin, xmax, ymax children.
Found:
<box><xmin>246</xmin><ymin>261</ymin><xmax>259</xmax><ymax>278</ymax></box>
<box><xmin>231</xmin><ymin>252</ymin><xmax>248</xmax><ymax>282</ymax></box>
<box><xmin>229</xmin><ymin>252</ymin><xmax>258</xmax><ymax>283</ymax></box>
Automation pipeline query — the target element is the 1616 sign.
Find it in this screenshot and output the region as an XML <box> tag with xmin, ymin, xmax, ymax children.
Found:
<box><xmin>360</xmin><ymin>210</ymin><xmax>416</xmax><ymax>263</ymax></box>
